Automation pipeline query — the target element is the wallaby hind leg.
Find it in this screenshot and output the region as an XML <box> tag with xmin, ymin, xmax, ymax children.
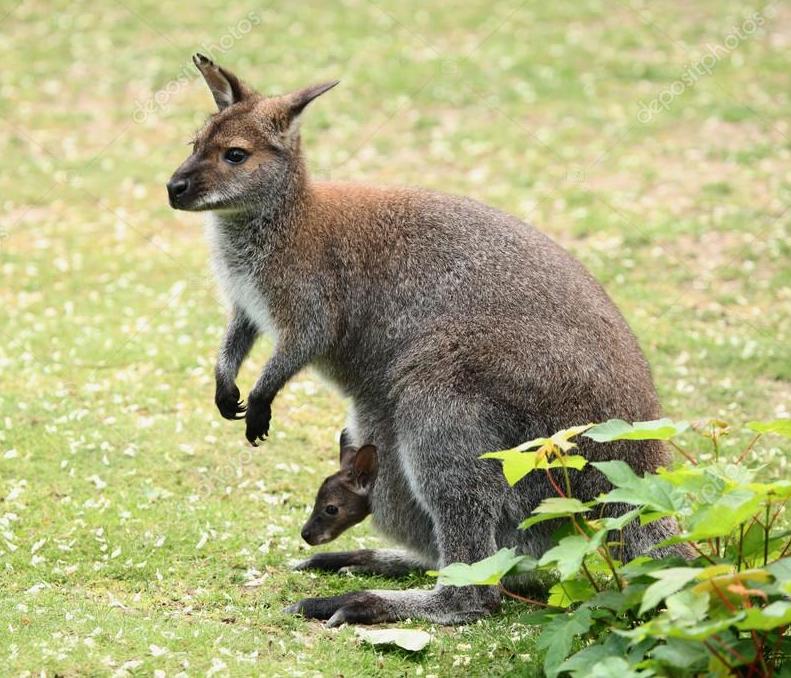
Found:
<box><xmin>288</xmin><ymin>395</ymin><xmax>506</xmax><ymax>625</ymax></box>
<box><xmin>292</xmin><ymin>549</ymin><xmax>428</xmax><ymax>577</ymax></box>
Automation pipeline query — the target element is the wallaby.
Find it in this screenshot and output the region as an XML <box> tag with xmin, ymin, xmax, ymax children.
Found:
<box><xmin>300</xmin><ymin>431</ymin><xmax>377</xmax><ymax>547</ymax></box>
<box><xmin>168</xmin><ymin>54</ymin><xmax>687</xmax><ymax>626</ymax></box>
<box><xmin>294</xmin><ymin>430</ymin><xmax>428</xmax><ymax>578</ymax></box>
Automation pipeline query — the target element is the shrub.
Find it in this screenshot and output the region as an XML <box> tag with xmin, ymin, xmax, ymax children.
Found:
<box><xmin>430</xmin><ymin>418</ymin><xmax>791</xmax><ymax>676</ymax></box>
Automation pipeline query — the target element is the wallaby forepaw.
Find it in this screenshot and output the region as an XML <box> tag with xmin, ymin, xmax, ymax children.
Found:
<box><xmin>215</xmin><ymin>383</ymin><xmax>246</xmax><ymax>420</ymax></box>
<box><xmin>245</xmin><ymin>396</ymin><xmax>271</xmax><ymax>446</ymax></box>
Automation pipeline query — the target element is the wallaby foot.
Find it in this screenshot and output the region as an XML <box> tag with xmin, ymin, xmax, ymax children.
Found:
<box><xmin>287</xmin><ymin>584</ymin><xmax>500</xmax><ymax>627</ymax></box>
<box><xmin>292</xmin><ymin>549</ymin><xmax>427</xmax><ymax>577</ymax></box>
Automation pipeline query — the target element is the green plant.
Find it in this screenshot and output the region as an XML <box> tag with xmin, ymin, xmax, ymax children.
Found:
<box><xmin>431</xmin><ymin>418</ymin><xmax>791</xmax><ymax>676</ymax></box>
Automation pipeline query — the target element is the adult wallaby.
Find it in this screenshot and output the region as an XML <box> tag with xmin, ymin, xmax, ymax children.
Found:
<box><xmin>168</xmin><ymin>54</ymin><xmax>685</xmax><ymax>626</ymax></box>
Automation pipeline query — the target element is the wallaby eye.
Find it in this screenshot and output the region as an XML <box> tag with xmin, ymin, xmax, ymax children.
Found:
<box><xmin>223</xmin><ymin>147</ymin><xmax>249</xmax><ymax>165</ymax></box>
<box><xmin>324</xmin><ymin>505</ymin><xmax>338</xmax><ymax>516</ymax></box>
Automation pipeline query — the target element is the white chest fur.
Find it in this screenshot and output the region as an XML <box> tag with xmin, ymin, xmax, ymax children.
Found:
<box><xmin>204</xmin><ymin>213</ymin><xmax>278</xmax><ymax>338</ymax></box>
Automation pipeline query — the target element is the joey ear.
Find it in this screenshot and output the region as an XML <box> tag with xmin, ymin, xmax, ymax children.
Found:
<box><xmin>350</xmin><ymin>445</ymin><xmax>378</xmax><ymax>490</ymax></box>
<box><xmin>285</xmin><ymin>80</ymin><xmax>339</xmax><ymax>122</ymax></box>
<box><xmin>340</xmin><ymin>444</ymin><xmax>358</xmax><ymax>469</ymax></box>
<box><xmin>193</xmin><ymin>53</ymin><xmax>253</xmax><ymax>111</ymax></box>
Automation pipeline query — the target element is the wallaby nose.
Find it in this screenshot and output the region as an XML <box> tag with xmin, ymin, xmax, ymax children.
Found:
<box><xmin>167</xmin><ymin>176</ymin><xmax>190</xmax><ymax>201</ymax></box>
<box><xmin>301</xmin><ymin>527</ymin><xmax>312</xmax><ymax>543</ymax></box>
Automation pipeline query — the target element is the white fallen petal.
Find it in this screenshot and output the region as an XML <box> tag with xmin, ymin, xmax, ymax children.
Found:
<box><xmin>355</xmin><ymin>627</ymin><xmax>432</xmax><ymax>652</ymax></box>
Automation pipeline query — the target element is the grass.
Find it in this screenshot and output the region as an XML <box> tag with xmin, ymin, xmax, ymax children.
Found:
<box><xmin>0</xmin><ymin>0</ymin><xmax>789</xmax><ymax>674</ymax></box>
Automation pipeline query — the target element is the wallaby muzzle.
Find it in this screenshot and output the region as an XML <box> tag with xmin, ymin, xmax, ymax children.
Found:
<box><xmin>167</xmin><ymin>155</ymin><xmax>203</xmax><ymax>210</ymax></box>
<box><xmin>301</xmin><ymin>521</ymin><xmax>333</xmax><ymax>546</ymax></box>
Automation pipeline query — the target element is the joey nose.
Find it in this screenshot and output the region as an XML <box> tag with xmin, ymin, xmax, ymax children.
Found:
<box><xmin>166</xmin><ymin>176</ymin><xmax>190</xmax><ymax>205</ymax></box>
<box><xmin>301</xmin><ymin>527</ymin><xmax>312</xmax><ymax>544</ymax></box>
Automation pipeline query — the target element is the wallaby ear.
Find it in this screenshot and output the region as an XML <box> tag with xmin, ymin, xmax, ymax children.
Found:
<box><xmin>350</xmin><ymin>445</ymin><xmax>378</xmax><ymax>490</ymax></box>
<box><xmin>285</xmin><ymin>80</ymin><xmax>339</xmax><ymax>121</ymax></box>
<box><xmin>193</xmin><ymin>53</ymin><xmax>253</xmax><ymax>111</ymax></box>
<box><xmin>340</xmin><ymin>444</ymin><xmax>357</xmax><ymax>469</ymax></box>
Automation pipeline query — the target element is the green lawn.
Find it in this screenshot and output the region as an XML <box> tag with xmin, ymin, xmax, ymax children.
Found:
<box><xmin>1</xmin><ymin>0</ymin><xmax>789</xmax><ymax>674</ymax></box>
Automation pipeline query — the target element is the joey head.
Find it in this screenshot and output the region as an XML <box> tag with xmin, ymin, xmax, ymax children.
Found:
<box><xmin>301</xmin><ymin>436</ymin><xmax>376</xmax><ymax>546</ymax></box>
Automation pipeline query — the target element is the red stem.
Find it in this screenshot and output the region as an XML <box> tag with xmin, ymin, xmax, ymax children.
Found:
<box><xmin>545</xmin><ymin>467</ymin><xmax>566</xmax><ymax>497</ymax></box>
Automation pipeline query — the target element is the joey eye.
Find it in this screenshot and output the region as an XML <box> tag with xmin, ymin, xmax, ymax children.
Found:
<box><xmin>223</xmin><ymin>147</ymin><xmax>249</xmax><ymax>165</ymax></box>
<box><xmin>324</xmin><ymin>505</ymin><xmax>339</xmax><ymax>516</ymax></box>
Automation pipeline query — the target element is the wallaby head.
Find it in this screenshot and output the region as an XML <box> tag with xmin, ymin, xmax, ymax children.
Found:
<box><xmin>301</xmin><ymin>436</ymin><xmax>378</xmax><ymax>546</ymax></box>
<box><xmin>166</xmin><ymin>53</ymin><xmax>338</xmax><ymax>212</ymax></box>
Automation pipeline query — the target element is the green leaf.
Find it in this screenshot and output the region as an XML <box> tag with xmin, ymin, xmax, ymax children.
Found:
<box><xmin>649</xmin><ymin>638</ymin><xmax>710</xmax><ymax>670</ymax></box>
<box><xmin>683</xmin><ymin>487</ymin><xmax>764</xmax><ymax>541</ymax></box>
<box><xmin>537</xmin><ymin>608</ymin><xmax>593</xmax><ymax>678</ymax></box>
<box><xmin>767</xmin><ymin>557</ymin><xmax>791</xmax><ymax>587</ymax></box>
<box><xmin>519</xmin><ymin>497</ymin><xmax>592</xmax><ymax>530</ymax></box>
<box><xmin>559</xmin><ymin>635</ymin><xmax>633</xmax><ymax>677</ymax></box>
<box><xmin>593</xmin><ymin>461</ymin><xmax>684</xmax><ymax>513</ymax></box>
<box><xmin>519</xmin><ymin>512</ymin><xmax>568</xmax><ymax>530</ymax></box>
<box><xmin>593</xmin><ymin>460</ymin><xmax>640</xmax><ymax>486</ymax></box>
<box><xmin>429</xmin><ymin>548</ymin><xmax>526</xmax><ymax>586</ymax></box>
<box><xmin>533</xmin><ymin>497</ymin><xmax>591</xmax><ymax>514</ymax></box>
<box><xmin>481</xmin><ymin>450</ymin><xmax>587</xmax><ymax>486</ymax></box>
<box><xmin>586</xmin><ymin>657</ymin><xmax>652</xmax><ymax>678</ymax></box>
<box><xmin>640</xmin><ymin>567</ymin><xmax>704</xmax><ymax>615</ymax></box>
<box><xmin>600</xmin><ymin>508</ymin><xmax>642</xmax><ymax>531</ymax></box>
<box><xmin>585</xmin><ymin>418</ymin><xmax>689</xmax><ymax>442</ymax></box>
<box><xmin>746</xmin><ymin>418</ymin><xmax>791</xmax><ymax>438</ymax></box>
<box><xmin>619</xmin><ymin>612</ymin><xmax>745</xmax><ymax>643</ymax></box>
<box><xmin>539</xmin><ymin>531</ymin><xmax>606</xmax><ymax>580</ymax></box>
<box><xmin>548</xmin><ymin>578</ymin><xmax>597</xmax><ymax>608</ymax></box>
<box><xmin>515</xmin><ymin>424</ymin><xmax>593</xmax><ymax>453</ymax></box>
<box><xmin>619</xmin><ymin>556</ymin><xmax>669</xmax><ymax>579</ymax></box>
<box><xmin>480</xmin><ymin>450</ymin><xmax>540</xmax><ymax>485</ymax></box>
<box><xmin>520</xmin><ymin>609</ymin><xmax>561</xmax><ymax>625</ymax></box>
<box><xmin>559</xmin><ymin>645</ymin><xmax>624</xmax><ymax>677</ymax></box>
<box><xmin>583</xmin><ymin>589</ymin><xmax>629</xmax><ymax>614</ymax></box>
<box><xmin>736</xmin><ymin>601</ymin><xmax>791</xmax><ymax>631</ymax></box>
<box><xmin>665</xmin><ymin>589</ymin><xmax>709</xmax><ymax>624</ymax></box>
<box><xmin>733</xmin><ymin>520</ymin><xmax>766</xmax><ymax>560</ymax></box>
<box><xmin>557</xmin><ymin>455</ymin><xmax>588</xmax><ymax>470</ymax></box>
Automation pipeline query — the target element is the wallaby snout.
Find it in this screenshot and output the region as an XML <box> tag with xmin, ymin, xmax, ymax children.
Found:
<box><xmin>300</xmin><ymin>523</ymin><xmax>332</xmax><ymax>546</ymax></box>
<box><xmin>166</xmin><ymin>174</ymin><xmax>191</xmax><ymax>208</ymax></box>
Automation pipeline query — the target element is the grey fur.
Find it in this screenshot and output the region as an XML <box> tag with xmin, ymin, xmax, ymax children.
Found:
<box><xmin>169</xmin><ymin>66</ymin><xmax>687</xmax><ymax>625</ymax></box>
